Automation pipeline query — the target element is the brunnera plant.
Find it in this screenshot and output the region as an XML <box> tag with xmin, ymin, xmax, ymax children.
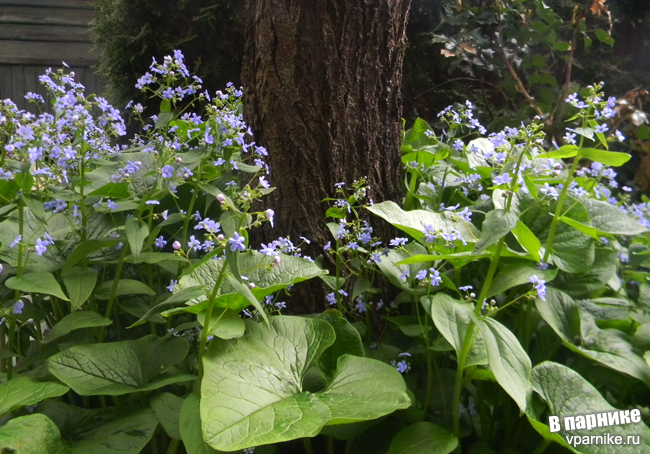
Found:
<box><xmin>1</xmin><ymin>51</ymin><xmax>650</xmax><ymax>454</ymax></box>
<box><xmin>0</xmin><ymin>53</ymin><xmax>410</xmax><ymax>454</ymax></box>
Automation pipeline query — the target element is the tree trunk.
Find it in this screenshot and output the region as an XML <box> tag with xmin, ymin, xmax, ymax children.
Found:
<box><xmin>242</xmin><ymin>0</ymin><xmax>411</xmax><ymax>312</ymax></box>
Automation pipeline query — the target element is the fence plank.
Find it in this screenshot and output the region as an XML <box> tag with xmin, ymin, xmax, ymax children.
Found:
<box><xmin>0</xmin><ymin>64</ymin><xmax>12</xmax><ymax>102</ymax></box>
<box><xmin>0</xmin><ymin>0</ymin><xmax>92</xmax><ymax>9</ymax></box>
<box><xmin>0</xmin><ymin>6</ymin><xmax>94</xmax><ymax>26</ymax></box>
<box><xmin>0</xmin><ymin>41</ymin><xmax>98</xmax><ymax>66</ymax></box>
<box><xmin>0</xmin><ymin>23</ymin><xmax>89</xmax><ymax>42</ymax></box>
<box><xmin>10</xmin><ymin>64</ymin><xmax>23</xmax><ymax>110</ymax></box>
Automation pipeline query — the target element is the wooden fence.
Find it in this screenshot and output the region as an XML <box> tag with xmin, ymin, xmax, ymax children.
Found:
<box><xmin>0</xmin><ymin>0</ymin><xmax>104</xmax><ymax>112</ymax></box>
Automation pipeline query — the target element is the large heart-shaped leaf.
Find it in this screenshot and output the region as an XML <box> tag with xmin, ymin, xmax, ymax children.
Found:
<box><xmin>0</xmin><ymin>377</ymin><xmax>69</xmax><ymax>416</ymax></box>
<box><xmin>171</xmin><ymin>251</ymin><xmax>327</xmax><ymax>314</ymax></box>
<box><xmin>527</xmin><ymin>361</ymin><xmax>650</xmax><ymax>453</ymax></box>
<box><xmin>201</xmin><ymin>316</ymin><xmax>410</xmax><ymax>451</ymax></box>
<box><xmin>0</xmin><ymin>413</ymin><xmax>63</xmax><ymax>454</ymax></box>
<box><xmin>47</xmin><ymin>335</ymin><xmax>195</xmax><ymax>395</ymax></box>
<box><xmin>62</xmin><ymin>267</ymin><xmax>99</xmax><ymax>311</ymax></box>
<box><xmin>367</xmin><ymin>201</ymin><xmax>479</xmax><ymax>244</ymax></box>
<box><xmin>537</xmin><ymin>288</ymin><xmax>650</xmax><ymax>386</ymax></box>
<box><xmin>487</xmin><ymin>262</ymin><xmax>557</xmax><ymax>298</ymax></box>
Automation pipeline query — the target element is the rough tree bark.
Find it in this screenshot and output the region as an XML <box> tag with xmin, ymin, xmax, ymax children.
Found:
<box><xmin>242</xmin><ymin>0</ymin><xmax>411</xmax><ymax>311</ymax></box>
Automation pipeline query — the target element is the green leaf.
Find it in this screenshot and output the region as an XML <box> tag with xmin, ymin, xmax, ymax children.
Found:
<box><xmin>94</xmin><ymin>279</ymin><xmax>155</xmax><ymax>300</ymax></box>
<box><xmin>128</xmin><ymin>286</ymin><xmax>206</xmax><ymax>328</ymax></box>
<box><xmin>318</xmin><ymin>309</ymin><xmax>365</xmax><ymax>377</ymax></box>
<box><xmin>88</xmin><ymin>182</ymin><xmax>131</xmax><ymax>199</ymax></box>
<box><xmin>520</xmin><ymin>195</ymin><xmax>594</xmax><ymax>273</ymax></box>
<box><xmin>387</xmin><ymin>421</ymin><xmax>458</xmax><ymax>454</ymax></box>
<box><xmin>180</xmin><ymin>394</ymin><xmax>221</xmax><ymax>454</ymax></box>
<box><xmin>172</xmin><ymin>251</ymin><xmax>326</xmax><ymax>315</ymax></box>
<box><xmin>527</xmin><ymin>362</ymin><xmax>650</xmax><ymax>453</ymax></box>
<box><xmin>225</xmin><ymin>273</ymin><xmax>268</xmax><ymax>325</ymax></box>
<box><xmin>150</xmin><ymin>393</ymin><xmax>185</xmax><ymax>440</ymax></box>
<box><xmin>537</xmin><ymin>145</ymin><xmax>578</xmax><ymax>159</ymax></box>
<box><xmin>511</xmin><ymin>221</ymin><xmax>542</xmax><ymax>261</ymax></box>
<box><xmin>5</xmin><ymin>272</ymin><xmax>69</xmax><ymax>301</ymax></box>
<box><xmin>553</xmin><ymin>41</ymin><xmax>570</xmax><ymax>51</ymax></box>
<box><xmin>473</xmin><ymin>209</ymin><xmax>518</xmax><ymax>255</ymax></box>
<box><xmin>487</xmin><ymin>263</ymin><xmax>557</xmax><ymax>298</ymax></box>
<box><xmin>579</xmin><ymin>148</ymin><xmax>630</xmax><ymax>167</ymax></box>
<box><xmin>582</xmin><ymin>198</ymin><xmax>647</xmax><ymax>235</ymax></box>
<box><xmin>201</xmin><ymin>316</ymin><xmax>410</xmax><ymax>451</ymax></box>
<box><xmin>197</xmin><ymin>308</ymin><xmax>245</xmax><ymax>340</ymax></box>
<box><xmin>574</xmin><ymin>127</ymin><xmax>594</xmax><ymax>140</ymax></box>
<box><xmin>425</xmin><ymin>293</ymin><xmax>487</xmax><ymax>367</ymax></box>
<box><xmin>160</xmin><ymin>98</ymin><xmax>171</xmax><ymax>112</ymax></box>
<box><xmin>156</xmin><ymin>112</ymin><xmax>174</xmax><ymax>129</ymax></box>
<box><xmin>367</xmin><ymin>201</ymin><xmax>479</xmax><ymax>244</ymax></box>
<box><xmin>124</xmin><ymin>217</ymin><xmax>149</xmax><ymax>262</ymax></box>
<box><xmin>47</xmin><ymin>335</ymin><xmax>195</xmax><ymax>395</ymax></box>
<box><xmin>473</xmin><ymin>316</ymin><xmax>531</xmax><ymax>413</ymax></box>
<box><xmin>42</xmin><ymin>311</ymin><xmax>112</xmax><ymax>344</ymax></box>
<box><xmin>594</xmin><ymin>28</ymin><xmax>614</xmax><ymax>46</ymax></box>
<box><xmin>69</xmin><ymin>406</ymin><xmax>159</xmax><ymax>454</ymax></box>
<box><xmin>552</xmin><ymin>249</ymin><xmax>617</xmax><ymax>298</ymax></box>
<box><xmin>537</xmin><ymin>288</ymin><xmax>650</xmax><ymax>386</ymax></box>
<box><xmin>0</xmin><ymin>414</ymin><xmax>63</xmax><ymax>454</ymax></box>
<box><xmin>0</xmin><ymin>377</ymin><xmax>69</xmax><ymax>416</ymax></box>
<box><xmin>62</xmin><ymin>239</ymin><xmax>120</xmax><ymax>271</ymax></box>
<box><xmin>61</xmin><ymin>267</ymin><xmax>99</xmax><ymax>311</ymax></box>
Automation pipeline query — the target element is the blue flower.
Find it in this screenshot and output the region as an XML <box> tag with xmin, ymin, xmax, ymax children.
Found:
<box><xmin>167</xmin><ymin>280</ymin><xmax>178</xmax><ymax>292</ymax></box>
<box><xmin>107</xmin><ymin>199</ymin><xmax>118</xmax><ymax>211</ymax></box>
<box><xmin>529</xmin><ymin>275</ymin><xmax>546</xmax><ymax>301</ymax></box>
<box><xmin>228</xmin><ymin>232</ymin><xmax>246</xmax><ymax>252</ymax></box>
<box><xmin>161</xmin><ymin>165</ymin><xmax>174</xmax><ymax>179</ymax></box>
<box><xmin>154</xmin><ymin>236</ymin><xmax>167</xmax><ymax>248</ymax></box>
<box><xmin>493</xmin><ymin>173</ymin><xmax>512</xmax><ymax>186</ymax></box>
<box><xmin>395</xmin><ymin>360</ymin><xmax>409</xmax><ymax>374</ymax></box>
<box><xmin>12</xmin><ymin>301</ymin><xmax>24</xmax><ymax>315</ymax></box>
<box><xmin>615</xmin><ymin>130</ymin><xmax>625</xmax><ymax>142</ymax></box>
<box><xmin>595</xmin><ymin>124</ymin><xmax>609</xmax><ymax>134</ymax></box>
<box><xmin>188</xmin><ymin>235</ymin><xmax>201</xmax><ymax>251</ymax></box>
<box><xmin>10</xmin><ymin>235</ymin><xmax>22</xmax><ymax>248</ymax></box>
<box><xmin>389</xmin><ymin>237</ymin><xmax>408</xmax><ymax>247</ymax></box>
<box><xmin>416</xmin><ymin>270</ymin><xmax>427</xmax><ymax>281</ymax></box>
<box><xmin>564</xmin><ymin>132</ymin><xmax>577</xmax><ymax>145</ymax></box>
<box><xmin>326</xmin><ymin>292</ymin><xmax>336</xmax><ymax>306</ymax></box>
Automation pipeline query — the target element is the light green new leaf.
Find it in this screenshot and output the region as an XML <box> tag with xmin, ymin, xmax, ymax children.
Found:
<box><xmin>150</xmin><ymin>393</ymin><xmax>185</xmax><ymax>440</ymax></box>
<box><xmin>5</xmin><ymin>272</ymin><xmax>69</xmax><ymax>301</ymax></box>
<box><xmin>125</xmin><ymin>217</ymin><xmax>149</xmax><ymax>262</ymax></box>
<box><xmin>94</xmin><ymin>279</ymin><xmax>155</xmax><ymax>300</ymax></box>
<box><xmin>473</xmin><ymin>209</ymin><xmax>518</xmax><ymax>255</ymax></box>
<box><xmin>62</xmin><ymin>267</ymin><xmax>99</xmax><ymax>311</ymax></box>
<box><xmin>537</xmin><ymin>288</ymin><xmax>650</xmax><ymax>386</ymax></box>
<box><xmin>487</xmin><ymin>263</ymin><xmax>557</xmax><ymax>298</ymax></box>
<box><xmin>197</xmin><ymin>308</ymin><xmax>245</xmax><ymax>340</ymax></box>
<box><xmin>367</xmin><ymin>201</ymin><xmax>479</xmax><ymax>244</ymax></box>
<box><xmin>0</xmin><ymin>377</ymin><xmax>69</xmax><ymax>416</ymax></box>
<box><xmin>70</xmin><ymin>407</ymin><xmax>159</xmax><ymax>454</ymax></box>
<box><xmin>172</xmin><ymin>251</ymin><xmax>326</xmax><ymax>315</ymax></box>
<box><xmin>0</xmin><ymin>413</ymin><xmax>63</xmax><ymax>454</ymax></box>
<box><xmin>201</xmin><ymin>316</ymin><xmax>410</xmax><ymax>451</ymax></box>
<box><xmin>387</xmin><ymin>422</ymin><xmax>458</xmax><ymax>454</ymax></box>
<box><xmin>425</xmin><ymin>294</ymin><xmax>487</xmax><ymax>367</ymax></box>
<box><xmin>473</xmin><ymin>316</ymin><xmax>531</xmax><ymax>413</ymax></box>
<box><xmin>579</xmin><ymin>148</ymin><xmax>631</xmax><ymax>167</ymax></box>
<box><xmin>42</xmin><ymin>311</ymin><xmax>112</xmax><ymax>344</ymax></box>
<box><xmin>47</xmin><ymin>335</ymin><xmax>194</xmax><ymax>395</ymax></box>
<box><xmin>527</xmin><ymin>361</ymin><xmax>650</xmax><ymax>453</ymax></box>
<box><xmin>511</xmin><ymin>221</ymin><xmax>542</xmax><ymax>262</ymax></box>
<box><xmin>536</xmin><ymin>145</ymin><xmax>578</xmax><ymax>159</ymax></box>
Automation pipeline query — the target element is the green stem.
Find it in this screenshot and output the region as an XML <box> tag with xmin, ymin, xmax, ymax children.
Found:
<box><xmin>327</xmin><ymin>436</ymin><xmax>335</xmax><ymax>454</ymax></box>
<box><xmin>543</xmin><ymin>138</ymin><xmax>584</xmax><ymax>263</ymax></box>
<box><xmin>99</xmin><ymin>244</ymin><xmax>129</xmax><ymax>341</ymax></box>
<box><xmin>195</xmin><ymin>261</ymin><xmax>230</xmax><ymax>390</ymax></box>
<box><xmin>165</xmin><ymin>438</ymin><xmax>180</xmax><ymax>454</ymax></box>
<box><xmin>405</xmin><ymin>170</ymin><xmax>419</xmax><ymax>210</ymax></box>
<box><xmin>303</xmin><ymin>438</ymin><xmax>315</xmax><ymax>454</ymax></box>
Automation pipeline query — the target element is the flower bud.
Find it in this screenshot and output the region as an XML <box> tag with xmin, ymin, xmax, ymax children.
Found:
<box><xmin>172</xmin><ymin>241</ymin><xmax>181</xmax><ymax>250</ymax></box>
<box><xmin>248</xmin><ymin>283</ymin><xmax>256</xmax><ymax>289</ymax></box>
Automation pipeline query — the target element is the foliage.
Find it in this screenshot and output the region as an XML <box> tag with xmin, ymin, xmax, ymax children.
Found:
<box><xmin>2</xmin><ymin>51</ymin><xmax>650</xmax><ymax>454</ymax></box>
<box><xmin>91</xmin><ymin>0</ymin><xmax>246</xmax><ymax>117</ymax></box>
